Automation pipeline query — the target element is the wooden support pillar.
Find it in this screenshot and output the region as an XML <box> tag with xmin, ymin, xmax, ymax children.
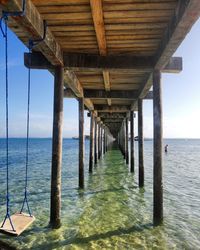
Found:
<box><xmin>94</xmin><ymin>118</ymin><xmax>98</xmax><ymax>164</ymax></box>
<box><xmin>100</xmin><ymin>123</ymin><xmax>103</xmax><ymax>158</ymax></box>
<box><xmin>138</xmin><ymin>98</ymin><xmax>144</xmax><ymax>187</ymax></box>
<box><xmin>79</xmin><ymin>97</ymin><xmax>84</xmax><ymax>189</ymax></box>
<box><xmin>130</xmin><ymin>111</ymin><xmax>135</xmax><ymax>173</ymax></box>
<box><xmin>125</xmin><ymin>117</ymin><xmax>129</xmax><ymax>164</ymax></box>
<box><xmin>98</xmin><ymin>122</ymin><xmax>101</xmax><ymax>159</ymax></box>
<box><xmin>106</xmin><ymin>128</ymin><xmax>108</xmax><ymax>152</ymax></box>
<box><xmin>153</xmin><ymin>70</ymin><xmax>163</xmax><ymax>225</ymax></box>
<box><xmin>103</xmin><ymin>126</ymin><xmax>106</xmax><ymax>154</ymax></box>
<box><xmin>123</xmin><ymin>121</ymin><xmax>126</xmax><ymax>159</ymax></box>
<box><xmin>119</xmin><ymin>126</ymin><xmax>123</xmax><ymax>155</ymax></box>
<box><xmin>89</xmin><ymin>112</ymin><xmax>94</xmax><ymax>173</ymax></box>
<box><xmin>50</xmin><ymin>66</ymin><xmax>64</xmax><ymax>229</ymax></box>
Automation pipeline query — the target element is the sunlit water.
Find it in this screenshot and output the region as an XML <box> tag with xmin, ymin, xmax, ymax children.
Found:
<box><xmin>0</xmin><ymin>139</ymin><xmax>200</xmax><ymax>249</ymax></box>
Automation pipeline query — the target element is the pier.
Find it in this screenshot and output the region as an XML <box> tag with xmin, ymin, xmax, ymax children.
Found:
<box><xmin>0</xmin><ymin>0</ymin><xmax>200</xmax><ymax>235</ymax></box>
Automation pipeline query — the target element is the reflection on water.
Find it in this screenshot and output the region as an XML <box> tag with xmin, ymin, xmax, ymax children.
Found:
<box><xmin>0</xmin><ymin>139</ymin><xmax>200</xmax><ymax>249</ymax></box>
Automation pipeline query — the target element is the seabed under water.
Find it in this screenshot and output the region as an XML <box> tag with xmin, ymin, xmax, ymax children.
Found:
<box><xmin>0</xmin><ymin>139</ymin><xmax>200</xmax><ymax>249</ymax></box>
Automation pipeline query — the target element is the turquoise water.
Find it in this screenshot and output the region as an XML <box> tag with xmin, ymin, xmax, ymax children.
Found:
<box><xmin>0</xmin><ymin>138</ymin><xmax>200</xmax><ymax>249</ymax></box>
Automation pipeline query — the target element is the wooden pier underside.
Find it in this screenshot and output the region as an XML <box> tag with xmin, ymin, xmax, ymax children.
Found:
<box><xmin>0</xmin><ymin>0</ymin><xmax>199</xmax><ymax>137</ymax></box>
<box><xmin>0</xmin><ymin>0</ymin><xmax>200</xmax><ymax>229</ymax></box>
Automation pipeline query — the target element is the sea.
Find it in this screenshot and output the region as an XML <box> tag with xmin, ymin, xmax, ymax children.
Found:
<box><xmin>0</xmin><ymin>138</ymin><xmax>199</xmax><ymax>250</ymax></box>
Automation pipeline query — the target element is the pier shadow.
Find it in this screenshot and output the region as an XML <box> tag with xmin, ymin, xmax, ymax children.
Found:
<box><xmin>31</xmin><ymin>223</ymin><xmax>153</xmax><ymax>250</ymax></box>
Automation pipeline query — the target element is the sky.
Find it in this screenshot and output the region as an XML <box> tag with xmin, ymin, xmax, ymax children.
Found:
<box><xmin>0</xmin><ymin>19</ymin><xmax>200</xmax><ymax>138</ymax></box>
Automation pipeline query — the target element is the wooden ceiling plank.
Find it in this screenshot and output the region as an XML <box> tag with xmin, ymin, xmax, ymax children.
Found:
<box><xmin>130</xmin><ymin>0</ymin><xmax>200</xmax><ymax>110</ymax></box>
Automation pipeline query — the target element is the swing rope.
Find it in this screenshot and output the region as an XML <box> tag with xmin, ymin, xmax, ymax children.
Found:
<box><xmin>20</xmin><ymin>20</ymin><xmax>47</xmax><ymax>216</ymax></box>
<box><xmin>0</xmin><ymin>1</ymin><xmax>47</xmax><ymax>229</ymax></box>
<box><xmin>0</xmin><ymin>14</ymin><xmax>15</xmax><ymax>232</ymax></box>
<box><xmin>20</xmin><ymin>42</ymin><xmax>32</xmax><ymax>216</ymax></box>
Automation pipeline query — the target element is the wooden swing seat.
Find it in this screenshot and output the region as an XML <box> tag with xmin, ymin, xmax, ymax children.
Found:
<box><xmin>0</xmin><ymin>213</ymin><xmax>35</xmax><ymax>236</ymax></box>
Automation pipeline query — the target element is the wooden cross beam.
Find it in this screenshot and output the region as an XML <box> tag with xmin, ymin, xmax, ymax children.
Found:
<box><xmin>102</xmin><ymin>119</ymin><xmax>124</xmax><ymax>123</ymax></box>
<box><xmin>94</xmin><ymin>105</ymin><xmax>130</xmax><ymax>113</ymax></box>
<box><xmin>0</xmin><ymin>0</ymin><xmax>97</xmax><ymax>113</ymax></box>
<box><xmin>98</xmin><ymin>113</ymin><xmax>126</xmax><ymax>119</ymax></box>
<box><xmin>24</xmin><ymin>52</ymin><xmax>182</xmax><ymax>73</ymax></box>
<box><xmin>65</xmin><ymin>89</ymin><xmax>153</xmax><ymax>101</ymax></box>
<box><xmin>83</xmin><ymin>90</ymin><xmax>138</xmax><ymax>99</ymax></box>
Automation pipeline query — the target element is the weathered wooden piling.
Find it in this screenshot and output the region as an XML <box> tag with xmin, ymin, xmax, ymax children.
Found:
<box><xmin>89</xmin><ymin>112</ymin><xmax>94</xmax><ymax>173</ymax></box>
<box><xmin>100</xmin><ymin>123</ymin><xmax>103</xmax><ymax>158</ymax></box>
<box><xmin>98</xmin><ymin>122</ymin><xmax>101</xmax><ymax>159</ymax></box>
<box><xmin>121</xmin><ymin>121</ymin><xmax>125</xmax><ymax>158</ymax></box>
<box><xmin>94</xmin><ymin>118</ymin><xmax>97</xmax><ymax>164</ymax></box>
<box><xmin>138</xmin><ymin>99</ymin><xmax>144</xmax><ymax>187</ymax></box>
<box><xmin>153</xmin><ymin>70</ymin><xmax>163</xmax><ymax>225</ymax></box>
<box><xmin>50</xmin><ymin>66</ymin><xmax>63</xmax><ymax>229</ymax></box>
<box><xmin>79</xmin><ymin>97</ymin><xmax>84</xmax><ymax>189</ymax></box>
<box><xmin>106</xmin><ymin>128</ymin><xmax>108</xmax><ymax>152</ymax></box>
<box><xmin>103</xmin><ymin>126</ymin><xmax>106</xmax><ymax>154</ymax></box>
<box><xmin>125</xmin><ymin>117</ymin><xmax>129</xmax><ymax>164</ymax></box>
<box><xmin>130</xmin><ymin>111</ymin><xmax>135</xmax><ymax>172</ymax></box>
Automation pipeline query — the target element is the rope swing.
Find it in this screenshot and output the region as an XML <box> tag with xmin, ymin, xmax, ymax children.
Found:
<box><xmin>0</xmin><ymin>0</ymin><xmax>47</xmax><ymax>235</ymax></box>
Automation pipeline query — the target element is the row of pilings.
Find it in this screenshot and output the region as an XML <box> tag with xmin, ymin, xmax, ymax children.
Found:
<box><xmin>49</xmin><ymin>67</ymin><xmax>162</xmax><ymax>229</ymax></box>
<box><xmin>118</xmin><ymin>70</ymin><xmax>163</xmax><ymax>226</ymax></box>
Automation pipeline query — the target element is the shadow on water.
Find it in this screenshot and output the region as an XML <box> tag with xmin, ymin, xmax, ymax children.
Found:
<box><xmin>32</xmin><ymin>223</ymin><xmax>153</xmax><ymax>250</ymax></box>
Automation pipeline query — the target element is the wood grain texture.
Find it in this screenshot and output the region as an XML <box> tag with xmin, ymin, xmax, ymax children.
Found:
<box><xmin>153</xmin><ymin>70</ymin><xmax>163</xmax><ymax>225</ymax></box>
<box><xmin>50</xmin><ymin>66</ymin><xmax>63</xmax><ymax>229</ymax></box>
<box><xmin>90</xmin><ymin>0</ymin><xmax>107</xmax><ymax>55</ymax></box>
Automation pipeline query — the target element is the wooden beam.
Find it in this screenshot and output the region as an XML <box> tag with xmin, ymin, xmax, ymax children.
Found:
<box><xmin>162</xmin><ymin>57</ymin><xmax>182</xmax><ymax>73</ymax></box>
<box><xmin>64</xmin><ymin>70</ymin><xmax>83</xmax><ymax>98</ymax></box>
<box><xmin>25</xmin><ymin>52</ymin><xmax>182</xmax><ymax>73</ymax></box>
<box><xmin>24</xmin><ymin>52</ymin><xmax>53</xmax><ymax>69</ymax></box>
<box><xmin>155</xmin><ymin>1</ymin><xmax>200</xmax><ymax>69</ymax></box>
<box><xmin>84</xmin><ymin>90</ymin><xmax>138</xmax><ymax>99</ymax></box>
<box><xmin>98</xmin><ymin>113</ymin><xmax>126</xmax><ymax>119</ymax></box>
<box><xmin>102</xmin><ymin>70</ymin><xmax>111</xmax><ymax>106</ymax></box>
<box><xmin>50</xmin><ymin>66</ymin><xmax>63</xmax><ymax>229</ymax></box>
<box><xmin>132</xmin><ymin>0</ymin><xmax>200</xmax><ymax>102</ymax></box>
<box><xmin>90</xmin><ymin>0</ymin><xmax>107</xmax><ymax>56</ymax></box>
<box><xmin>144</xmin><ymin>91</ymin><xmax>153</xmax><ymax>100</ymax></box>
<box><xmin>0</xmin><ymin>0</ymin><xmax>63</xmax><ymax>65</ymax></box>
<box><xmin>63</xmin><ymin>53</ymin><xmax>154</xmax><ymax>71</ymax></box>
<box><xmin>94</xmin><ymin>105</ymin><xmax>130</xmax><ymax>113</ymax></box>
<box><xmin>23</xmin><ymin>53</ymin><xmax>95</xmax><ymax>112</ymax></box>
<box><xmin>0</xmin><ymin>0</ymin><xmax>98</xmax><ymax>114</ymax></box>
<box><xmin>153</xmin><ymin>70</ymin><xmax>163</xmax><ymax>225</ymax></box>
<box><xmin>102</xmin><ymin>119</ymin><xmax>123</xmax><ymax>123</ymax></box>
<box><xmin>103</xmin><ymin>71</ymin><xmax>110</xmax><ymax>91</ymax></box>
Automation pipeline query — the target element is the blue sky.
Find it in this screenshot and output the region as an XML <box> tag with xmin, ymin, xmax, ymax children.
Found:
<box><xmin>0</xmin><ymin>19</ymin><xmax>200</xmax><ymax>138</ymax></box>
